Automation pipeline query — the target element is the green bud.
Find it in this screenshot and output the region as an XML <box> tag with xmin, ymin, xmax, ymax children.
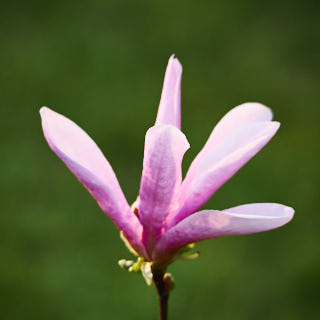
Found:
<box><xmin>118</xmin><ymin>259</ymin><xmax>135</xmax><ymax>270</ymax></box>
<box><xmin>178</xmin><ymin>251</ymin><xmax>200</xmax><ymax>261</ymax></box>
<box><xmin>178</xmin><ymin>243</ymin><xmax>195</xmax><ymax>254</ymax></box>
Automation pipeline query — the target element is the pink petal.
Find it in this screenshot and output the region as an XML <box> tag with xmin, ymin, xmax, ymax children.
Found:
<box><xmin>40</xmin><ymin>107</ymin><xmax>147</xmax><ymax>258</ymax></box>
<box><xmin>138</xmin><ymin>124</ymin><xmax>189</xmax><ymax>254</ymax></box>
<box><xmin>154</xmin><ymin>203</ymin><xmax>294</xmax><ymax>260</ymax></box>
<box><xmin>155</xmin><ymin>55</ymin><xmax>182</xmax><ymax>129</ymax></box>
<box><xmin>169</xmin><ymin>121</ymin><xmax>280</xmax><ymax>226</ymax></box>
<box><xmin>205</xmin><ymin>102</ymin><xmax>273</xmax><ymax>148</ymax></box>
<box><xmin>178</xmin><ymin>103</ymin><xmax>273</xmax><ymax>202</ymax></box>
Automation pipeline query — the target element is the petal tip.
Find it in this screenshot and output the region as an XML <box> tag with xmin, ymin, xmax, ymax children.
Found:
<box><xmin>251</xmin><ymin>102</ymin><xmax>273</xmax><ymax>118</ymax></box>
<box><xmin>263</xmin><ymin>121</ymin><xmax>280</xmax><ymax>137</ymax></box>
<box><xmin>168</xmin><ymin>54</ymin><xmax>182</xmax><ymax>73</ymax></box>
<box><xmin>246</xmin><ymin>102</ymin><xmax>270</xmax><ymax>109</ymax></box>
<box><xmin>284</xmin><ymin>206</ymin><xmax>295</xmax><ymax>220</ymax></box>
<box><xmin>237</xmin><ymin>102</ymin><xmax>274</xmax><ymax>121</ymax></box>
<box><xmin>39</xmin><ymin>106</ymin><xmax>49</xmax><ymax>117</ymax></box>
<box><xmin>271</xmin><ymin>120</ymin><xmax>281</xmax><ymax>131</ymax></box>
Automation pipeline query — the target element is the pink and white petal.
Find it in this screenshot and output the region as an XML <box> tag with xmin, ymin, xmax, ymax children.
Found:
<box><xmin>155</xmin><ymin>55</ymin><xmax>182</xmax><ymax>129</ymax></box>
<box><xmin>169</xmin><ymin>121</ymin><xmax>280</xmax><ymax>226</ymax></box>
<box><xmin>154</xmin><ymin>203</ymin><xmax>294</xmax><ymax>260</ymax></box>
<box><xmin>40</xmin><ymin>107</ymin><xmax>147</xmax><ymax>257</ymax></box>
<box><xmin>180</xmin><ymin>103</ymin><xmax>273</xmax><ymax>202</ymax></box>
<box><xmin>205</xmin><ymin>102</ymin><xmax>273</xmax><ymax>148</ymax></box>
<box><xmin>138</xmin><ymin>124</ymin><xmax>189</xmax><ymax>253</ymax></box>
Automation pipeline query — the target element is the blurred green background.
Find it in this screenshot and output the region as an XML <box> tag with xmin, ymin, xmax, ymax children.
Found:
<box><xmin>1</xmin><ymin>0</ymin><xmax>319</xmax><ymax>319</ymax></box>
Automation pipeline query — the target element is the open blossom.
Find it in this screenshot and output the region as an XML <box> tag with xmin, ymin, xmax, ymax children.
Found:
<box><xmin>40</xmin><ymin>55</ymin><xmax>294</xmax><ymax>265</ymax></box>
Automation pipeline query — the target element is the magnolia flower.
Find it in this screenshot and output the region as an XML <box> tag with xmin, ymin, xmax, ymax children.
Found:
<box><xmin>40</xmin><ymin>56</ymin><xmax>294</xmax><ymax>268</ymax></box>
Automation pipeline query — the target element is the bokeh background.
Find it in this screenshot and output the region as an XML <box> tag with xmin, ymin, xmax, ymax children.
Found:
<box><xmin>1</xmin><ymin>0</ymin><xmax>319</xmax><ymax>319</ymax></box>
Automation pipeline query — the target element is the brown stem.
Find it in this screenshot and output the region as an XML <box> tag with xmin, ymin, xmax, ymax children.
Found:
<box><xmin>153</xmin><ymin>269</ymin><xmax>169</xmax><ymax>320</ymax></box>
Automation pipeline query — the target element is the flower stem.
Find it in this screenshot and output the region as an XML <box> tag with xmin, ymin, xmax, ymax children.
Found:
<box><xmin>153</xmin><ymin>269</ymin><xmax>169</xmax><ymax>320</ymax></box>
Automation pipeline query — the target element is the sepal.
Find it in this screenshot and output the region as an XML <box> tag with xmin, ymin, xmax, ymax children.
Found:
<box><xmin>175</xmin><ymin>243</ymin><xmax>200</xmax><ymax>261</ymax></box>
<box><xmin>141</xmin><ymin>262</ymin><xmax>153</xmax><ymax>286</ymax></box>
<box><xmin>118</xmin><ymin>256</ymin><xmax>154</xmax><ymax>286</ymax></box>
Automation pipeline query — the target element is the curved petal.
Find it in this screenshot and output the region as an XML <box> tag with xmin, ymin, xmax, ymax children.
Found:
<box><xmin>179</xmin><ymin>103</ymin><xmax>273</xmax><ymax>203</ymax></box>
<box><xmin>40</xmin><ymin>107</ymin><xmax>147</xmax><ymax>258</ymax></box>
<box><xmin>205</xmin><ymin>102</ymin><xmax>273</xmax><ymax>148</ymax></box>
<box><xmin>169</xmin><ymin>121</ymin><xmax>280</xmax><ymax>226</ymax></box>
<box><xmin>155</xmin><ymin>55</ymin><xmax>182</xmax><ymax>129</ymax></box>
<box><xmin>154</xmin><ymin>203</ymin><xmax>294</xmax><ymax>260</ymax></box>
<box><xmin>138</xmin><ymin>124</ymin><xmax>189</xmax><ymax>254</ymax></box>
